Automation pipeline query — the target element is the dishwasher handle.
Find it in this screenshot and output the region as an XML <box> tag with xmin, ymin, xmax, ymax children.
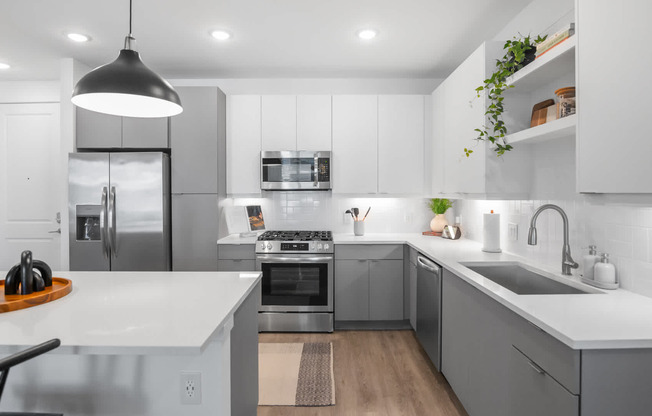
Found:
<box><xmin>417</xmin><ymin>256</ymin><xmax>440</xmax><ymax>274</ymax></box>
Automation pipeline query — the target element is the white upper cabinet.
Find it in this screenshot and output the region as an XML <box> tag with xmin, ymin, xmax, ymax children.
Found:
<box><xmin>227</xmin><ymin>95</ymin><xmax>261</xmax><ymax>194</ymax></box>
<box><xmin>332</xmin><ymin>95</ymin><xmax>378</xmax><ymax>194</ymax></box>
<box><xmin>261</xmin><ymin>95</ymin><xmax>296</xmax><ymax>151</ymax></box>
<box><xmin>378</xmin><ymin>95</ymin><xmax>424</xmax><ymax>194</ymax></box>
<box><xmin>431</xmin><ymin>42</ymin><xmax>532</xmax><ymax>197</ymax></box>
<box><xmin>297</xmin><ymin>95</ymin><xmax>332</xmax><ymax>151</ymax></box>
<box><xmin>577</xmin><ymin>0</ymin><xmax>652</xmax><ymax>193</ymax></box>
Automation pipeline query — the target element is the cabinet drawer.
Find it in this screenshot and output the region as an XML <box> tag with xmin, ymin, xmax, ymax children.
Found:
<box><xmin>218</xmin><ymin>244</ymin><xmax>256</xmax><ymax>260</ymax></box>
<box><xmin>335</xmin><ymin>244</ymin><xmax>403</xmax><ymax>260</ymax></box>
<box><xmin>508</xmin><ymin>346</ymin><xmax>579</xmax><ymax>416</ymax></box>
<box><xmin>512</xmin><ymin>317</ymin><xmax>580</xmax><ymax>394</ymax></box>
<box><xmin>218</xmin><ymin>259</ymin><xmax>256</xmax><ymax>272</ymax></box>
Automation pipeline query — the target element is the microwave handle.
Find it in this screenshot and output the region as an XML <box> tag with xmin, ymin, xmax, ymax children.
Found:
<box><xmin>314</xmin><ymin>156</ymin><xmax>319</xmax><ymax>187</ymax></box>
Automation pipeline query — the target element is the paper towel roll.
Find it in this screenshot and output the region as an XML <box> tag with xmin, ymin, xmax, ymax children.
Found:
<box><xmin>482</xmin><ymin>212</ymin><xmax>502</xmax><ymax>253</ymax></box>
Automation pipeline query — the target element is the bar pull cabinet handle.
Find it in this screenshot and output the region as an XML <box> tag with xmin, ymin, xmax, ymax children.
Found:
<box><xmin>48</xmin><ymin>228</ymin><xmax>61</xmax><ymax>234</ymax></box>
<box><xmin>527</xmin><ymin>358</ymin><xmax>545</xmax><ymax>375</ymax></box>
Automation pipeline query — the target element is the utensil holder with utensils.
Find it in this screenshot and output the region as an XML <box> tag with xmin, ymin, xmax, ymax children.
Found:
<box><xmin>354</xmin><ymin>221</ymin><xmax>365</xmax><ymax>236</ymax></box>
<box><xmin>346</xmin><ymin>207</ymin><xmax>370</xmax><ymax>236</ymax></box>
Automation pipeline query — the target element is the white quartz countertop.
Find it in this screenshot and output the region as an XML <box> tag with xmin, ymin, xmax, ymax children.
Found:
<box><xmin>218</xmin><ymin>232</ymin><xmax>652</xmax><ymax>350</ymax></box>
<box><xmin>0</xmin><ymin>271</ymin><xmax>261</xmax><ymax>355</ymax></box>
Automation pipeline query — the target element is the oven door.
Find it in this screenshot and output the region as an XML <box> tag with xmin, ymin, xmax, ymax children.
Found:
<box><xmin>256</xmin><ymin>254</ymin><xmax>333</xmax><ymax>313</ymax></box>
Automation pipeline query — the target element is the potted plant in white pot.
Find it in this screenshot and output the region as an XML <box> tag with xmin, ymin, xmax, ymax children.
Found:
<box><xmin>428</xmin><ymin>198</ymin><xmax>453</xmax><ymax>233</ymax></box>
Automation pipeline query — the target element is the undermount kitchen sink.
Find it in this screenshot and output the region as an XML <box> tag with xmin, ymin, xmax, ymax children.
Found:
<box><xmin>462</xmin><ymin>262</ymin><xmax>600</xmax><ymax>295</ymax></box>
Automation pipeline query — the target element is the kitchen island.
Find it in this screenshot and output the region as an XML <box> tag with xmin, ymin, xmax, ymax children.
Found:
<box><xmin>0</xmin><ymin>271</ymin><xmax>261</xmax><ymax>416</ymax></box>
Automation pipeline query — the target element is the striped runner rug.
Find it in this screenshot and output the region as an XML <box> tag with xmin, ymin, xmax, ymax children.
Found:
<box><xmin>258</xmin><ymin>342</ymin><xmax>335</xmax><ymax>406</ymax></box>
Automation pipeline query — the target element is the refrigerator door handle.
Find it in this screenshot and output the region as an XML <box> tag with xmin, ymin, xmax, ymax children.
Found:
<box><xmin>100</xmin><ymin>187</ymin><xmax>109</xmax><ymax>259</ymax></box>
<box><xmin>108</xmin><ymin>186</ymin><xmax>117</xmax><ymax>257</ymax></box>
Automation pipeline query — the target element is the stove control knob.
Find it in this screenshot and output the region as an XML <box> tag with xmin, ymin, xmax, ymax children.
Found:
<box><xmin>266</xmin><ymin>243</ymin><xmax>273</xmax><ymax>250</ymax></box>
<box><xmin>260</xmin><ymin>243</ymin><xmax>266</xmax><ymax>250</ymax></box>
<box><xmin>317</xmin><ymin>243</ymin><xmax>323</xmax><ymax>250</ymax></box>
<box><xmin>324</xmin><ymin>243</ymin><xmax>330</xmax><ymax>250</ymax></box>
<box><xmin>311</xmin><ymin>243</ymin><xmax>316</xmax><ymax>250</ymax></box>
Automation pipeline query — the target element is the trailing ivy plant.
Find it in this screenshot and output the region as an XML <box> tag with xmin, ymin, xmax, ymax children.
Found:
<box><xmin>464</xmin><ymin>34</ymin><xmax>547</xmax><ymax>157</ymax></box>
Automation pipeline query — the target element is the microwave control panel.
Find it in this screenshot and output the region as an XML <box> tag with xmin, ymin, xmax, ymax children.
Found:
<box><xmin>318</xmin><ymin>158</ymin><xmax>330</xmax><ymax>182</ymax></box>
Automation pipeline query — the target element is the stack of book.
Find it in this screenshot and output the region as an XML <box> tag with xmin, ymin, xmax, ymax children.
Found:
<box><xmin>536</xmin><ymin>23</ymin><xmax>575</xmax><ymax>58</ymax></box>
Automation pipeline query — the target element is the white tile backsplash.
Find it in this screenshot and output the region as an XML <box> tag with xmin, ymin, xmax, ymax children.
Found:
<box><xmin>457</xmin><ymin>197</ymin><xmax>652</xmax><ymax>299</ymax></box>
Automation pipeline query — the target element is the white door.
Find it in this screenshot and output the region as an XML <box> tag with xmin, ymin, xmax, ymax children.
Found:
<box><xmin>261</xmin><ymin>95</ymin><xmax>296</xmax><ymax>151</ymax></box>
<box><xmin>297</xmin><ymin>95</ymin><xmax>332</xmax><ymax>151</ymax></box>
<box><xmin>0</xmin><ymin>103</ymin><xmax>61</xmax><ymax>271</ymax></box>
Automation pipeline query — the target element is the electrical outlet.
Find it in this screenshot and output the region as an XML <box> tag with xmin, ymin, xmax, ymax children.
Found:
<box><xmin>508</xmin><ymin>223</ymin><xmax>518</xmax><ymax>241</ymax></box>
<box><xmin>404</xmin><ymin>213</ymin><xmax>413</xmax><ymax>223</ymax></box>
<box><xmin>180</xmin><ymin>372</ymin><xmax>202</xmax><ymax>405</ymax></box>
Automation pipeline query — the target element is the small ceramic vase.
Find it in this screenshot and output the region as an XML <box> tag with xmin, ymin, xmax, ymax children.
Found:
<box><xmin>430</xmin><ymin>214</ymin><xmax>448</xmax><ymax>233</ymax></box>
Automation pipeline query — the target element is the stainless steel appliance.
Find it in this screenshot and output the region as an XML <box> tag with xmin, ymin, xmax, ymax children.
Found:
<box><xmin>416</xmin><ymin>254</ymin><xmax>442</xmax><ymax>370</ymax></box>
<box><xmin>256</xmin><ymin>231</ymin><xmax>333</xmax><ymax>332</ymax></box>
<box><xmin>68</xmin><ymin>152</ymin><xmax>171</xmax><ymax>271</ymax></box>
<box><xmin>261</xmin><ymin>151</ymin><xmax>331</xmax><ymax>191</ymax></box>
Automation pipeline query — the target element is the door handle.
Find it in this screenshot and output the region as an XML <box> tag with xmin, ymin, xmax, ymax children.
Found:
<box><xmin>100</xmin><ymin>187</ymin><xmax>109</xmax><ymax>259</ymax></box>
<box><xmin>48</xmin><ymin>228</ymin><xmax>61</xmax><ymax>234</ymax></box>
<box><xmin>108</xmin><ymin>186</ymin><xmax>117</xmax><ymax>257</ymax></box>
<box><xmin>313</xmin><ymin>156</ymin><xmax>319</xmax><ymax>187</ymax></box>
<box><xmin>417</xmin><ymin>256</ymin><xmax>439</xmax><ymax>273</ymax></box>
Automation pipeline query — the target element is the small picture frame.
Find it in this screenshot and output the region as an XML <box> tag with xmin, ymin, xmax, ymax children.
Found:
<box><xmin>246</xmin><ymin>205</ymin><xmax>265</xmax><ymax>232</ymax></box>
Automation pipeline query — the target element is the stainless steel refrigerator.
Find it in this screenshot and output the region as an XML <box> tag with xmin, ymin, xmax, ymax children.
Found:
<box><xmin>68</xmin><ymin>152</ymin><xmax>171</xmax><ymax>271</ymax></box>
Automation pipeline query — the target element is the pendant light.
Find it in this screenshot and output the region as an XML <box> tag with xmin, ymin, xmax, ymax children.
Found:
<box><xmin>71</xmin><ymin>0</ymin><xmax>182</xmax><ymax>118</ymax></box>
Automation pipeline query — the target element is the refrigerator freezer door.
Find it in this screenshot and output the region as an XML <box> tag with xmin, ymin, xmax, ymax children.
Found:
<box><xmin>109</xmin><ymin>153</ymin><xmax>171</xmax><ymax>271</ymax></box>
<box><xmin>69</xmin><ymin>153</ymin><xmax>110</xmax><ymax>271</ymax></box>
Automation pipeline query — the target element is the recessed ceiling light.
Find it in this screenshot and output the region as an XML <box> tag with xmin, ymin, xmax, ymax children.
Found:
<box><xmin>66</xmin><ymin>33</ymin><xmax>91</xmax><ymax>43</ymax></box>
<box><xmin>357</xmin><ymin>29</ymin><xmax>377</xmax><ymax>40</ymax></box>
<box><xmin>0</xmin><ymin>62</ymin><xmax>10</xmax><ymax>70</ymax></box>
<box><xmin>211</xmin><ymin>30</ymin><xmax>232</xmax><ymax>41</ymax></box>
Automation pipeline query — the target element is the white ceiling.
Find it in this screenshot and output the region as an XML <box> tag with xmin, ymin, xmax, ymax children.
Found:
<box><xmin>0</xmin><ymin>0</ymin><xmax>532</xmax><ymax>81</ymax></box>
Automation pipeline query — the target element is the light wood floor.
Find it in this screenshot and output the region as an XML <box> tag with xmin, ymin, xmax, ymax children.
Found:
<box><xmin>258</xmin><ymin>330</ymin><xmax>468</xmax><ymax>416</ymax></box>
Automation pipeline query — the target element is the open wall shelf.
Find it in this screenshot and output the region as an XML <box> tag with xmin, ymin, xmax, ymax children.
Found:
<box><xmin>506</xmin><ymin>114</ymin><xmax>576</xmax><ymax>145</ymax></box>
<box><xmin>505</xmin><ymin>36</ymin><xmax>576</xmax><ymax>91</ymax></box>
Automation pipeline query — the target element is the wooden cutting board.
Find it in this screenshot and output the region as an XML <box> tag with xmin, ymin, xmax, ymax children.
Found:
<box><xmin>0</xmin><ymin>277</ymin><xmax>72</xmax><ymax>313</ymax></box>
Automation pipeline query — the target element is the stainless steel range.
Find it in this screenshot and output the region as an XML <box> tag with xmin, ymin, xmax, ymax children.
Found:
<box><xmin>256</xmin><ymin>230</ymin><xmax>334</xmax><ymax>332</ymax></box>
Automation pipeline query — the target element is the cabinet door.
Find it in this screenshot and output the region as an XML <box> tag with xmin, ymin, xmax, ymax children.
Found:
<box><xmin>76</xmin><ymin>107</ymin><xmax>122</xmax><ymax>148</ymax></box>
<box><xmin>217</xmin><ymin>259</ymin><xmax>256</xmax><ymax>272</ymax></box>
<box><xmin>227</xmin><ymin>95</ymin><xmax>261</xmax><ymax>194</ymax></box>
<box><xmin>170</xmin><ymin>87</ymin><xmax>219</xmax><ymax>194</ymax></box>
<box><xmin>261</xmin><ymin>95</ymin><xmax>296</xmax><ymax>151</ymax></box>
<box><xmin>369</xmin><ymin>259</ymin><xmax>404</xmax><ymax>320</ymax></box>
<box><xmin>297</xmin><ymin>95</ymin><xmax>331</xmax><ymax>151</ymax></box>
<box><xmin>577</xmin><ymin>0</ymin><xmax>652</xmax><ymax>192</ymax></box>
<box><xmin>378</xmin><ymin>95</ymin><xmax>424</xmax><ymax>194</ymax></box>
<box><xmin>332</xmin><ymin>95</ymin><xmax>378</xmax><ymax>194</ymax></box>
<box><xmin>122</xmin><ymin>117</ymin><xmax>168</xmax><ymax>148</ymax></box>
<box><xmin>171</xmin><ymin>194</ymin><xmax>218</xmax><ymax>271</ymax></box>
<box><xmin>334</xmin><ymin>259</ymin><xmax>369</xmax><ymax>321</ymax></box>
<box><xmin>430</xmin><ymin>84</ymin><xmax>447</xmax><ymax>195</ymax></box>
<box><xmin>442</xmin><ymin>44</ymin><xmax>487</xmax><ymax>194</ymax></box>
<box><xmin>409</xmin><ymin>254</ymin><xmax>417</xmax><ymax>329</ymax></box>
<box><xmin>231</xmin><ymin>282</ymin><xmax>260</xmax><ymax>416</ymax></box>
<box><xmin>508</xmin><ymin>347</ymin><xmax>578</xmax><ymax>416</ymax></box>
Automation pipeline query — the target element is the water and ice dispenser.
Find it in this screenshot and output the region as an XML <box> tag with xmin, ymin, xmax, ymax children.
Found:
<box><xmin>75</xmin><ymin>205</ymin><xmax>101</xmax><ymax>241</ymax></box>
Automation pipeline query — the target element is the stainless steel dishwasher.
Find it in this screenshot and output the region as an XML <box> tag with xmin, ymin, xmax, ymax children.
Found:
<box><xmin>416</xmin><ymin>254</ymin><xmax>442</xmax><ymax>370</ymax></box>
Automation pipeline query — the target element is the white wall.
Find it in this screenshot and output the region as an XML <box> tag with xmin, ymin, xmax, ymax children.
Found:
<box><xmin>169</xmin><ymin>78</ymin><xmax>442</xmax><ymax>95</ymax></box>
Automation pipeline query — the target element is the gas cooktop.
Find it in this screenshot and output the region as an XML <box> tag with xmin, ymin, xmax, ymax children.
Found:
<box><xmin>256</xmin><ymin>230</ymin><xmax>333</xmax><ymax>254</ymax></box>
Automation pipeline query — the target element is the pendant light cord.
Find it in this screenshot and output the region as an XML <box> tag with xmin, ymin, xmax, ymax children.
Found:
<box><xmin>129</xmin><ymin>0</ymin><xmax>133</xmax><ymax>35</ymax></box>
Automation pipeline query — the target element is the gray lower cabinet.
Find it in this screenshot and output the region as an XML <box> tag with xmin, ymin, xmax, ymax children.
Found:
<box><xmin>334</xmin><ymin>259</ymin><xmax>369</xmax><ymax>320</ymax></box>
<box><xmin>172</xmin><ymin>194</ymin><xmax>219</xmax><ymax>271</ymax></box>
<box><xmin>218</xmin><ymin>244</ymin><xmax>256</xmax><ymax>272</ymax></box>
<box><xmin>170</xmin><ymin>87</ymin><xmax>223</xmax><ymax>194</ymax></box>
<box><xmin>76</xmin><ymin>107</ymin><xmax>169</xmax><ymax>149</ymax></box>
<box><xmin>442</xmin><ymin>268</ymin><xmax>579</xmax><ymax>416</ymax></box>
<box><xmin>508</xmin><ymin>346</ymin><xmax>578</xmax><ymax>416</ymax></box>
<box><xmin>230</xmin><ymin>281</ymin><xmax>260</xmax><ymax>416</ymax></box>
<box><xmin>369</xmin><ymin>259</ymin><xmax>403</xmax><ymax>320</ymax></box>
<box><xmin>408</xmin><ymin>247</ymin><xmax>417</xmax><ymax>329</ymax></box>
<box><xmin>334</xmin><ymin>244</ymin><xmax>404</xmax><ymax>323</ymax></box>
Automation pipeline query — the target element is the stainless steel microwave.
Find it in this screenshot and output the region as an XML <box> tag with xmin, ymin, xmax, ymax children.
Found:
<box><xmin>261</xmin><ymin>151</ymin><xmax>331</xmax><ymax>191</ymax></box>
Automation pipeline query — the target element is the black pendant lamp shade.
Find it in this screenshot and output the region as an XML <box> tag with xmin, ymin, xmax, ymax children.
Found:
<box><xmin>71</xmin><ymin>1</ymin><xmax>182</xmax><ymax>118</ymax></box>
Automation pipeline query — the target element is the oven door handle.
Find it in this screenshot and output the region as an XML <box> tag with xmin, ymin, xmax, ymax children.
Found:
<box><xmin>257</xmin><ymin>256</ymin><xmax>333</xmax><ymax>263</ymax></box>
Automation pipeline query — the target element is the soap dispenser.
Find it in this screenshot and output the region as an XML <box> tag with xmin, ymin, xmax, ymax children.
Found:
<box><xmin>594</xmin><ymin>253</ymin><xmax>617</xmax><ymax>285</ymax></box>
<box><xmin>582</xmin><ymin>245</ymin><xmax>600</xmax><ymax>280</ymax></box>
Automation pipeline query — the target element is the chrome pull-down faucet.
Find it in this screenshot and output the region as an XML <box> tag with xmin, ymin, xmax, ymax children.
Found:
<box><xmin>527</xmin><ymin>204</ymin><xmax>579</xmax><ymax>276</ymax></box>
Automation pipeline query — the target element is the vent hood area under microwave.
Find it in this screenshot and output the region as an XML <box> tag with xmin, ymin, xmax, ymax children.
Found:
<box><xmin>261</xmin><ymin>151</ymin><xmax>331</xmax><ymax>191</ymax></box>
